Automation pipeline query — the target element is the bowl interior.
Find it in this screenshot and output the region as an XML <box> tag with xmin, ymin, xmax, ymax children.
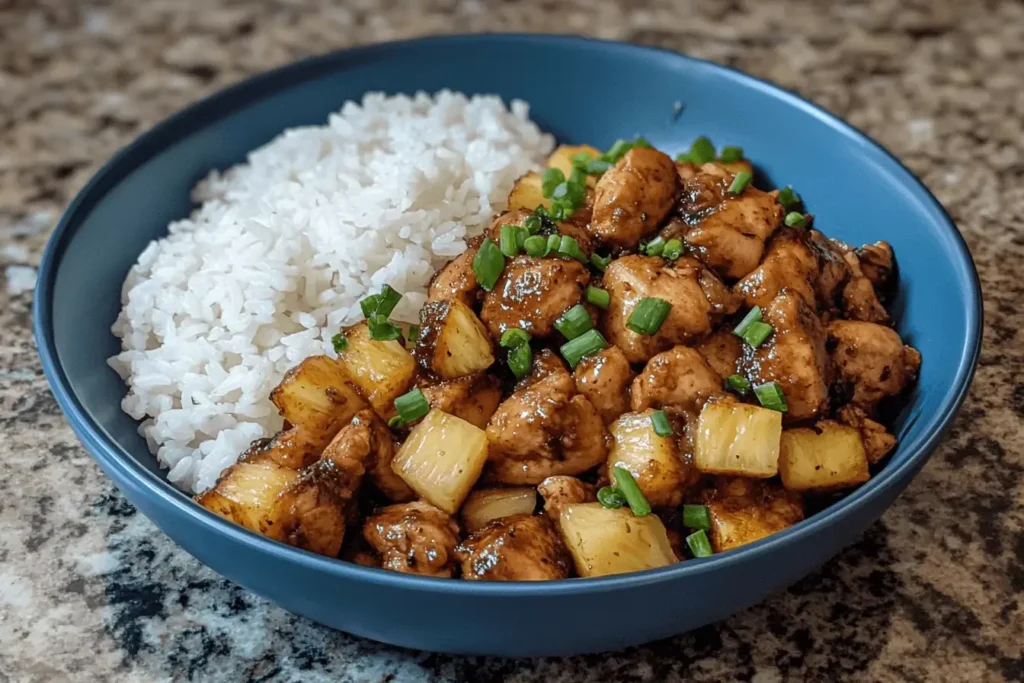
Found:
<box><xmin>42</xmin><ymin>36</ymin><xmax>980</xmax><ymax>537</ymax></box>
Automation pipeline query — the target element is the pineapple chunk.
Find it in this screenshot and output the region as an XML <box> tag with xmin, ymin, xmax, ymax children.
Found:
<box><xmin>270</xmin><ymin>355</ymin><xmax>368</xmax><ymax>448</ymax></box>
<box><xmin>779</xmin><ymin>422</ymin><xmax>870</xmax><ymax>492</ymax></box>
<box><xmin>461</xmin><ymin>487</ymin><xmax>538</xmax><ymax>532</ymax></box>
<box><xmin>558</xmin><ymin>503</ymin><xmax>678</xmax><ymax>578</ymax></box>
<box><xmin>336</xmin><ymin>322</ymin><xmax>418</xmax><ymax>420</ymax></box>
<box><xmin>607</xmin><ymin>410</ymin><xmax>690</xmax><ymax>508</ymax></box>
<box><xmin>415</xmin><ymin>299</ymin><xmax>495</xmax><ymax>379</ymax></box>
<box><xmin>703</xmin><ymin>478</ymin><xmax>804</xmax><ymax>552</ymax></box>
<box><xmin>197</xmin><ymin>460</ymin><xmax>300</xmax><ymax>536</ymax></box>
<box><xmin>547</xmin><ymin>144</ymin><xmax>602</xmax><ymax>188</ymax></box>
<box><xmin>507</xmin><ymin>172</ymin><xmax>549</xmax><ymax>213</ymax></box>
<box><xmin>391</xmin><ymin>409</ymin><xmax>489</xmax><ymax>513</ymax></box>
<box><xmin>694</xmin><ymin>401</ymin><xmax>782</xmax><ymax>477</ymax></box>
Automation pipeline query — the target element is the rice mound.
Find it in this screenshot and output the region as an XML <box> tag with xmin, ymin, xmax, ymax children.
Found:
<box><xmin>108</xmin><ymin>91</ymin><xmax>554</xmax><ymax>493</ymax></box>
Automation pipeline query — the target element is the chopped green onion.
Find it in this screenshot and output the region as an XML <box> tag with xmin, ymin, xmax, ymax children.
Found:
<box><xmin>499</xmin><ymin>328</ymin><xmax>530</xmax><ymax>348</ymax></box>
<box><xmin>784</xmin><ymin>211</ymin><xmax>809</xmax><ymax>228</ymax></box>
<box><xmin>644</xmin><ymin>236</ymin><xmax>666</xmax><ymax>257</ymax></box>
<box><xmin>650</xmin><ymin>410</ymin><xmax>673</xmax><ymax>437</ymax></box>
<box><xmin>686</xmin><ymin>529</ymin><xmax>714</xmax><ymax>558</ymax></box>
<box><xmin>612</xmin><ymin>466</ymin><xmax>652</xmax><ymax>517</ymax></box>
<box><xmin>725</xmin><ymin>374</ymin><xmax>751</xmax><ymax>395</ymax></box>
<box><xmin>570</xmin><ymin>150</ymin><xmax>594</xmax><ymax>165</ymax></box>
<box><xmin>719</xmin><ymin>146</ymin><xmax>744</xmax><ymax>163</ymax></box>
<box><xmin>585</xmin><ymin>159</ymin><xmax>611</xmax><ymax>175</ymax></box>
<box><xmin>368</xmin><ymin>316</ymin><xmax>401</xmax><ymax>341</ymax></box>
<box><xmin>777</xmin><ymin>186</ymin><xmax>800</xmax><ymax>209</ymax></box>
<box><xmin>523</xmin><ymin>215</ymin><xmax>542</xmax><ymax>235</ymax></box>
<box><xmin>754</xmin><ymin>381</ymin><xmax>788</xmax><ymax>412</ymax></box>
<box><xmin>688</xmin><ymin>136</ymin><xmax>716</xmax><ymax>165</ymax></box>
<box><xmin>547</xmin><ymin>234</ymin><xmax>562</xmax><ymax>254</ymax></box>
<box><xmin>560</xmin><ymin>328</ymin><xmax>609</xmax><ymax>368</ymax></box>
<box><xmin>586</xmin><ymin>286</ymin><xmax>610</xmax><ymax>309</ymax></box>
<box><xmin>499</xmin><ymin>224</ymin><xmax>519</xmax><ymax>258</ymax></box>
<box><xmin>675</xmin><ymin>152</ymin><xmax>692</xmax><ymax>163</ymax></box>
<box><xmin>394</xmin><ymin>387</ymin><xmax>429</xmax><ymax>423</ymax></box>
<box><xmin>387</xmin><ymin>415</ymin><xmax>405</xmax><ymax>429</ymax></box>
<box><xmin>597</xmin><ymin>485</ymin><xmax>627</xmax><ymax>509</ymax></box>
<box><xmin>626</xmin><ymin>297</ymin><xmax>672</xmax><ymax>336</ymax></box>
<box><xmin>554</xmin><ymin>304</ymin><xmax>593</xmax><ymax>340</ymax></box>
<box><xmin>590</xmin><ymin>252</ymin><xmax>612</xmax><ymax>272</ymax></box>
<box><xmin>569</xmin><ymin>166</ymin><xmax>587</xmax><ymax>189</ymax></box>
<box><xmin>733</xmin><ymin>306</ymin><xmax>763</xmax><ymax>336</ymax></box>
<box><xmin>541</xmin><ymin>168</ymin><xmax>566</xmax><ymax>198</ymax></box>
<box><xmin>558</xmin><ymin>235</ymin><xmax>585</xmax><ymax>262</ymax></box>
<box><xmin>603</xmin><ymin>139</ymin><xmax>634</xmax><ymax>164</ymax></box>
<box><xmin>663</xmin><ymin>238</ymin><xmax>685</xmax><ymax>260</ymax></box>
<box><xmin>507</xmin><ymin>341</ymin><xmax>532</xmax><ymax>379</ymax></box>
<box><xmin>472</xmin><ymin>238</ymin><xmax>505</xmax><ymax>291</ymax></box>
<box><xmin>633</xmin><ymin>137</ymin><xmax>652</xmax><ymax>149</ymax></box>
<box><xmin>727</xmin><ymin>171</ymin><xmax>753</xmax><ymax>195</ymax></box>
<box><xmin>524</xmin><ymin>235</ymin><xmax>549</xmax><ymax>257</ymax></box>
<box><xmin>552</xmin><ymin>181</ymin><xmax>569</xmax><ymax>200</ymax></box>
<box><xmin>683</xmin><ymin>505</ymin><xmax>711</xmax><ymax>530</ymax></box>
<box><xmin>331</xmin><ymin>334</ymin><xmax>348</xmax><ymax>353</ymax></box>
<box><xmin>740</xmin><ymin>321</ymin><xmax>773</xmax><ymax>348</ymax></box>
<box><xmin>407</xmin><ymin>324</ymin><xmax>420</xmax><ymax>344</ymax></box>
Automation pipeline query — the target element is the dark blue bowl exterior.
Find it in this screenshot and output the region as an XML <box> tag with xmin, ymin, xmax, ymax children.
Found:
<box><xmin>34</xmin><ymin>35</ymin><xmax>981</xmax><ymax>656</ymax></box>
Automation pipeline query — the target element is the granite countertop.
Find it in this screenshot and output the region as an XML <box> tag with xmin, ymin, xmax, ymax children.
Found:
<box><xmin>2</xmin><ymin>0</ymin><xmax>1022</xmax><ymax>681</ymax></box>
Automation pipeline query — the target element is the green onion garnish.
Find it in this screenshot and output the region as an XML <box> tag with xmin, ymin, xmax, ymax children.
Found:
<box><xmin>507</xmin><ymin>341</ymin><xmax>532</xmax><ymax>379</ymax></box>
<box><xmin>524</xmin><ymin>235</ymin><xmax>549</xmax><ymax>258</ymax></box>
<box><xmin>688</xmin><ymin>136</ymin><xmax>716</xmax><ymax>165</ymax></box>
<box><xmin>560</xmin><ymin>328</ymin><xmax>609</xmax><ymax>368</ymax></box>
<box><xmin>626</xmin><ymin>297</ymin><xmax>672</xmax><ymax>336</ymax></box>
<box><xmin>554</xmin><ymin>304</ymin><xmax>593</xmax><ymax>340</ymax></box>
<box><xmin>741</xmin><ymin>321</ymin><xmax>773</xmax><ymax>348</ymax></box>
<box><xmin>387</xmin><ymin>415</ymin><xmax>405</xmax><ymax>429</ymax></box>
<box><xmin>754</xmin><ymin>381</ymin><xmax>788</xmax><ymax>412</ymax></box>
<box><xmin>394</xmin><ymin>387</ymin><xmax>429</xmax><ymax>423</ymax></box>
<box><xmin>590</xmin><ymin>252</ymin><xmax>612</xmax><ymax>272</ymax></box>
<box><xmin>585</xmin><ymin>159</ymin><xmax>611</xmax><ymax>175</ymax></box>
<box><xmin>499</xmin><ymin>328</ymin><xmax>530</xmax><ymax>348</ymax></box>
<box><xmin>597</xmin><ymin>485</ymin><xmax>627</xmax><ymax>509</ymax></box>
<box><xmin>331</xmin><ymin>334</ymin><xmax>348</xmax><ymax>353</ymax></box>
<box><xmin>368</xmin><ymin>316</ymin><xmax>401</xmax><ymax>341</ymax></box>
<box><xmin>683</xmin><ymin>505</ymin><xmax>711</xmax><ymax>530</ymax></box>
<box><xmin>777</xmin><ymin>186</ymin><xmax>800</xmax><ymax>209</ymax></box>
<box><xmin>472</xmin><ymin>238</ymin><xmax>505</xmax><ymax>291</ymax></box>
<box><xmin>686</xmin><ymin>529</ymin><xmax>714</xmax><ymax>558</ymax></box>
<box><xmin>547</xmin><ymin>234</ymin><xmax>562</xmax><ymax>254</ymax></box>
<box><xmin>570</xmin><ymin>151</ymin><xmax>594</xmax><ymax>165</ymax></box>
<box><xmin>611</xmin><ymin>466</ymin><xmax>652</xmax><ymax>517</ymax></box>
<box><xmin>784</xmin><ymin>211</ymin><xmax>809</xmax><ymax>228</ymax></box>
<box><xmin>644</xmin><ymin>236</ymin><xmax>666</xmax><ymax>257</ymax></box>
<box><xmin>541</xmin><ymin>168</ymin><xmax>566</xmax><ymax>198</ymax></box>
<box><xmin>663</xmin><ymin>238</ymin><xmax>685</xmax><ymax>260</ymax></box>
<box><xmin>725</xmin><ymin>374</ymin><xmax>751</xmax><ymax>395</ymax></box>
<box><xmin>523</xmin><ymin>215</ymin><xmax>542</xmax><ymax>235</ymax></box>
<box><xmin>569</xmin><ymin>166</ymin><xmax>587</xmax><ymax>189</ymax></box>
<box><xmin>406</xmin><ymin>325</ymin><xmax>420</xmax><ymax>350</ymax></box>
<box><xmin>727</xmin><ymin>171</ymin><xmax>753</xmax><ymax>195</ymax></box>
<box><xmin>499</xmin><ymin>224</ymin><xmax>519</xmax><ymax>258</ymax></box>
<box><xmin>359</xmin><ymin>284</ymin><xmax>402</xmax><ymax>320</ymax></box>
<box><xmin>558</xmin><ymin>235</ymin><xmax>585</xmax><ymax>262</ymax></box>
<box><xmin>650</xmin><ymin>410</ymin><xmax>673</xmax><ymax>437</ymax></box>
<box><xmin>603</xmin><ymin>139</ymin><xmax>634</xmax><ymax>164</ymax></box>
<box><xmin>634</xmin><ymin>137</ymin><xmax>652</xmax><ymax>149</ymax></box>
<box><xmin>719</xmin><ymin>146</ymin><xmax>744</xmax><ymax>163</ymax></box>
<box><xmin>586</xmin><ymin>286</ymin><xmax>610</xmax><ymax>309</ymax></box>
<box><xmin>733</xmin><ymin>307</ymin><xmax>762</xmax><ymax>336</ymax></box>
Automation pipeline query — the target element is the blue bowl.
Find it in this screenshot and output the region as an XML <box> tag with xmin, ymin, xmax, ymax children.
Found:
<box><xmin>34</xmin><ymin>34</ymin><xmax>981</xmax><ymax>656</ymax></box>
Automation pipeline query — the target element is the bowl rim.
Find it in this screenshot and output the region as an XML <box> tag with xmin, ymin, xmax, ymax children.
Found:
<box><xmin>33</xmin><ymin>32</ymin><xmax>982</xmax><ymax>597</ymax></box>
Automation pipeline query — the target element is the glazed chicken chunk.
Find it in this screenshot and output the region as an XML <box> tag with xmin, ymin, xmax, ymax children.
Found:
<box><xmin>601</xmin><ymin>255</ymin><xmax>740</xmax><ymax>363</ymax></box>
<box><xmin>735</xmin><ymin>228</ymin><xmax>845</xmax><ymax>310</ymax></box>
<box><xmin>537</xmin><ymin>476</ymin><xmax>597</xmax><ymax>521</ymax></box>
<box><xmin>676</xmin><ymin>162</ymin><xmax>783</xmax><ymax>280</ymax></box>
<box><xmin>428</xmin><ymin>235</ymin><xmax>483</xmax><ymax>307</ymax></box>
<box><xmin>827</xmin><ymin>320</ymin><xmax>921</xmax><ymax>412</ymax></box>
<box><xmin>480</xmin><ymin>255</ymin><xmax>590</xmax><ymax>341</ymax></box>
<box><xmin>455</xmin><ymin>514</ymin><xmax>572</xmax><ymax>581</ymax></box>
<box><xmin>363</xmin><ymin>501</ymin><xmax>461</xmax><ymax>577</ymax></box>
<box><xmin>696</xmin><ymin>329</ymin><xmax>744</xmax><ymax>380</ymax></box>
<box><xmin>700</xmin><ymin>477</ymin><xmax>804</xmax><ymax>553</ymax></box>
<box><xmin>324</xmin><ymin>409</ymin><xmax>414</xmax><ymax>502</ymax></box>
<box><xmin>630</xmin><ymin>346</ymin><xmax>724</xmax><ymax>415</ymax></box>
<box><xmin>830</xmin><ymin>241</ymin><xmax>891</xmax><ymax>325</ymax></box>
<box><xmin>590</xmin><ymin>147</ymin><xmax>678</xmax><ymax>250</ymax></box>
<box><xmin>485</xmin><ymin>351</ymin><xmax>607</xmax><ymax>485</ymax></box>
<box><xmin>572</xmin><ymin>346</ymin><xmax>635</xmax><ymax>424</ymax></box>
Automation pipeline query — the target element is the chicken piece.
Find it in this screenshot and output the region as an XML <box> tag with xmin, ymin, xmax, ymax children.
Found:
<box><xmin>455</xmin><ymin>514</ymin><xmax>572</xmax><ymax>581</ymax></box>
<box><xmin>485</xmin><ymin>351</ymin><xmax>608</xmax><ymax>485</ymax></box>
<box><xmin>601</xmin><ymin>255</ymin><xmax>740</xmax><ymax>363</ymax></box>
<box><xmin>677</xmin><ymin>163</ymin><xmax>783</xmax><ymax>280</ymax></box>
<box><xmin>362</xmin><ymin>501</ymin><xmax>461</xmax><ymax>577</ymax></box>
<box><xmin>537</xmin><ymin>476</ymin><xmax>596</xmax><ymax>521</ymax></box>
<box><xmin>572</xmin><ymin>346</ymin><xmax>635</xmax><ymax>424</ymax></box>
<box><xmin>590</xmin><ymin>147</ymin><xmax>677</xmax><ymax>250</ymax></box>
<box><xmin>428</xmin><ymin>235</ymin><xmax>483</xmax><ymax>307</ymax></box>
<box><xmin>856</xmin><ymin>241</ymin><xmax>895</xmax><ymax>289</ymax></box>
<box><xmin>488</xmin><ymin>209</ymin><xmax>594</xmax><ymax>259</ymax></box>
<box><xmin>745</xmin><ymin>290</ymin><xmax>830</xmax><ymax>421</ymax></box>
<box><xmin>831</xmin><ymin>242</ymin><xmax>891</xmax><ymax>324</ymax></box>
<box><xmin>479</xmin><ymin>255</ymin><xmax>590</xmax><ymax>341</ymax></box>
<box><xmin>838</xmin><ymin>405</ymin><xmax>897</xmax><ymax>464</ymax></box>
<box><xmin>700</xmin><ymin>477</ymin><xmax>804</xmax><ymax>553</ymax></box>
<box><xmin>322</xmin><ymin>409</ymin><xmax>414</xmax><ymax>503</ymax></box>
<box><xmin>631</xmin><ymin>346</ymin><xmax>724</xmax><ymax>415</ymax></box>
<box><xmin>696</xmin><ymin>329</ymin><xmax>743</xmax><ymax>380</ymax></box>
<box><xmin>418</xmin><ymin>373</ymin><xmax>503</xmax><ymax>430</ymax></box>
<box><xmin>827</xmin><ymin>320</ymin><xmax>921</xmax><ymax>412</ymax></box>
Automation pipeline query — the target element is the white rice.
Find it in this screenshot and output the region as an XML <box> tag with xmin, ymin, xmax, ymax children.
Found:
<box><xmin>108</xmin><ymin>91</ymin><xmax>554</xmax><ymax>493</ymax></box>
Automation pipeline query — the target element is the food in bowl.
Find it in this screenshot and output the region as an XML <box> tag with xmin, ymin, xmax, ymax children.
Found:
<box><xmin>110</xmin><ymin>92</ymin><xmax>920</xmax><ymax>581</ymax></box>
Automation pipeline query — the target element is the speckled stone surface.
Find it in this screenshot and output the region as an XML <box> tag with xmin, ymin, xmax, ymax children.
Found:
<box><xmin>1</xmin><ymin>1</ymin><xmax>1022</xmax><ymax>681</ymax></box>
